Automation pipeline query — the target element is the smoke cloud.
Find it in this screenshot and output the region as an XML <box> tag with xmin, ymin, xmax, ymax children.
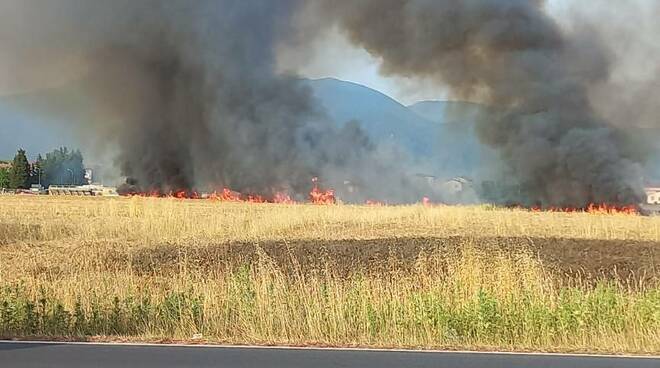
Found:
<box><xmin>1</xmin><ymin>1</ymin><xmax>656</xmax><ymax>206</ymax></box>
<box><xmin>1</xmin><ymin>0</ymin><xmax>402</xmax><ymax>199</ymax></box>
<box><xmin>313</xmin><ymin>0</ymin><xmax>647</xmax><ymax>206</ymax></box>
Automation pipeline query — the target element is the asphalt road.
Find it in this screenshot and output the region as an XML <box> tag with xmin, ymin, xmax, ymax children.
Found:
<box><xmin>1</xmin><ymin>341</ymin><xmax>658</xmax><ymax>368</ymax></box>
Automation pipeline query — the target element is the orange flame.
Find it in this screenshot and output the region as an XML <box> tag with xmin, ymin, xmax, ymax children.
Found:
<box><xmin>525</xmin><ymin>203</ymin><xmax>638</xmax><ymax>215</ymax></box>
<box><xmin>273</xmin><ymin>192</ymin><xmax>295</xmax><ymax>204</ymax></box>
<box><xmin>586</xmin><ymin>203</ymin><xmax>638</xmax><ymax>215</ymax></box>
<box><xmin>309</xmin><ymin>177</ymin><xmax>336</xmax><ymax>204</ymax></box>
<box><xmin>246</xmin><ymin>194</ymin><xmax>266</xmax><ymax>203</ymax></box>
<box><xmin>422</xmin><ymin>197</ymin><xmax>432</xmax><ymax>207</ymax></box>
<box><xmin>134</xmin><ymin>186</ymin><xmax>302</xmax><ymax>204</ymax></box>
<box><xmin>209</xmin><ymin>188</ymin><xmax>241</xmax><ymax>202</ymax></box>
<box><xmin>121</xmin><ymin>182</ymin><xmax>638</xmax><ymax>215</ymax></box>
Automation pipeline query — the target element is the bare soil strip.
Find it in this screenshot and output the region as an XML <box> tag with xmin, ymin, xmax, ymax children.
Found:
<box><xmin>128</xmin><ymin>236</ymin><xmax>659</xmax><ymax>282</ymax></box>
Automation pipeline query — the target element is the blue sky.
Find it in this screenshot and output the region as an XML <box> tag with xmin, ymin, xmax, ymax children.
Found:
<box><xmin>0</xmin><ymin>106</ymin><xmax>75</xmax><ymax>159</ymax></box>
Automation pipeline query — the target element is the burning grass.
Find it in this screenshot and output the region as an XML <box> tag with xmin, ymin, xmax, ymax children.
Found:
<box><xmin>121</xmin><ymin>176</ymin><xmax>335</xmax><ymax>204</ymax></box>
<box><xmin>0</xmin><ymin>196</ymin><xmax>659</xmax><ymax>353</ymax></box>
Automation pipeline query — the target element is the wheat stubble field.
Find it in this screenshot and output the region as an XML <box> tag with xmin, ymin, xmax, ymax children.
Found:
<box><xmin>0</xmin><ymin>196</ymin><xmax>658</xmax><ymax>353</ymax></box>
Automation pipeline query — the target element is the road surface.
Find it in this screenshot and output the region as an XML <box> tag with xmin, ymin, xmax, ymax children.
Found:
<box><xmin>1</xmin><ymin>341</ymin><xmax>658</xmax><ymax>368</ymax></box>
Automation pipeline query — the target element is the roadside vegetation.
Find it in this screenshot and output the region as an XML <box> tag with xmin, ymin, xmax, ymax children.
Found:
<box><xmin>0</xmin><ymin>196</ymin><xmax>658</xmax><ymax>353</ymax></box>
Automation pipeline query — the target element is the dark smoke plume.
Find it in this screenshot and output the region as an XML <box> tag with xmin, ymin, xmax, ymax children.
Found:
<box><xmin>1</xmin><ymin>1</ymin><xmax>653</xmax><ymax>205</ymax></box>
<box><xmin>316</xmin><ymin>0</ymin><xmax>646</xmax><ymax>206</ymax></box>
<box><xmin>1</xmin><ymin>0</ymin><xmax>395</xmax><ymax>198</ymax></box>
<box><xmin>83</xmin><ymin>0</ymin><xmax>330</xmax><ymax>195</ymax></box>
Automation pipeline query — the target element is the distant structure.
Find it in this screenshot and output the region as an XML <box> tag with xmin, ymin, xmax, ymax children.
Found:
<box><xmin>84</xmin><ymin>168</ymin><xmax>94</xmax><ymax>184</ymax></box>
<box><xmin>48</xmin><ymin>185</ymin><xmax>119</xmax><ymax>197</ymax></box>
<box><xmin>0</xmin><ymin>161</ymin><xmax>11</xmax><ymax>170</ymax></box>
<box><xmin>414</xmin><ymin>173</ymin><xmax>438</xmax><ymax>186</ymax></box>
<box><xmin>412</xmin><ymin>174</ymin><xmax>478</xmax><ymax>204</ymax></box>
<box><xmin>442</xmin><ymin>176</ymin><xmax>473</xmax><ymax>195</ymax></box>
<box><xmin>645</xmin><ymin>187</ymin><xmax>660</xmax><ymax>204</ymax></box>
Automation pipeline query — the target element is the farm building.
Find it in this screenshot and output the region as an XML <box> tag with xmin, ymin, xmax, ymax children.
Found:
<box><xmin>645</xmin><ymin>187</ymin><xmax>660</xmax><ymax>204</ymax></box>
<box><xmin>442</xmin><ymin>176</ymin><xmax>474</xmax><ymax>195</ymax></box>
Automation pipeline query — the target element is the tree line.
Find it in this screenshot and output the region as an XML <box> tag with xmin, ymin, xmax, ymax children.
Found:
<box><xmin>0</xmin><ymin>147</ymin><xmax>86</xmax><ymax>189</ymax></box>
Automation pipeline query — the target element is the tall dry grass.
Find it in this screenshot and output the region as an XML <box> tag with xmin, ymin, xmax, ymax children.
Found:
<box><xmin>0</xmin><ymin>196</ymin><xmax>658</xmax><ymax>353</ymax></box>
<box><xmin>1</xmin><ymin>196</ymin><xmax>659</xmax><ymax>246</ymax></box>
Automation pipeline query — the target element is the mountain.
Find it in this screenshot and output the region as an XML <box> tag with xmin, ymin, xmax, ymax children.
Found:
<box><xmin>305</xmin><ymin>78</ymin><xmax>438</xmax><ymax>156</ymax></box>
<box><xmin>307</xmin><ymin>78</ymin><xmax>492</xmax><ymax>176</ymax></box>
<box><xmin>408</xmin><ymin>100</ymin><xmax>496</xmax><ymax>177</ymax></box>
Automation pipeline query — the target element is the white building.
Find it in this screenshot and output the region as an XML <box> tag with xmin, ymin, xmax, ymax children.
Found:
<box><xmin>442</xmin><ymin>177</ymin><xmax>473</xmax><ymax>195</ymax></box>
<box><xmin>84</xmin><ymin>168</ymin><xmax>94</xmax><ymax>184</ymax></box>
<box><xmin>645</xmin><ymin>187</ymin><xmax>660</xmax><ymax>204</ymax></box>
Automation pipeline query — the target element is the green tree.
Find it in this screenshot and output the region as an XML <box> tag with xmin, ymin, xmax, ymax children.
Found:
<box><xmin>0</xmin><ymin>167</ymin><xmax>9</xmax><ymax>188</ymax></box>
<box><xmin>41</xmin><ymin>147</ymin><xmax>86</xmax><ymax>186</ymax></box>
<box><xmin>31</xmin><ymin>154</ymin><xmax>44</xmax><ymax>186</ymax></box>
<box><xmin>9</xmin><ymin>149</ymin><xmax>31</xmax><ymax>189</ymax></box>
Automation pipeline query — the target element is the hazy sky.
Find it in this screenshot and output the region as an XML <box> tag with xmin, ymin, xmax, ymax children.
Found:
<box><xmin>278</xmin><ymin>27</ymin><xmax>448</xmax><ymax>106</ymax></box>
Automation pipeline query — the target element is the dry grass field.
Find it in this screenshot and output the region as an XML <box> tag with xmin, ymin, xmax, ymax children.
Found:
<box><xmin>1</xmin><ymin>196</ymin><xmax>659</xmax><ymax>353</ymax></box>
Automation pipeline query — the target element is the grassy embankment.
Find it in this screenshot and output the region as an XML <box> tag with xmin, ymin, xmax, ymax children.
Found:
<box><xmin>0</xmin><ymin>196</ymin><xmax>658</xmax><ymax>353</ymax></box>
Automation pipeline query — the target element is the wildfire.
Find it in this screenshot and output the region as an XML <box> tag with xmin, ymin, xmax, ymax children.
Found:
<box><xmin>122</xmin><ymin>181</ymin><xmax>639</xmax><ymax>215</ymax></box>
<box><xmin>128</xmin><ymin>189</ymin><xmax>201</xmax><ymax>199</ymax></box>
<box><xmin>173</xmin><ymin>190</ymin><xmax>200</xmax><ymax>199</ymax></box>
<box><xmin>209</xmin><ymin>188</ymin><xmax>241</xmax><ymax>202</ymax></box>
<box><xmin>309</xmin><ymin>177</ymin><xmax>336</xmax><ymax>204</ymax></box>
<box><xmin>124</xmin><ymin>177</ymin><xmax>337</xmax><ymax>205</ymax></box>
<box><xmin>527</xmin><ymin>203</ymin><xmax>638</xmax><ymax>215</ymax></box>
<box><xmin>273</xmin><ymin>192</ymin><xmax>295</xmax><ymax>204</ymax></box>
<box><xmin>586</xmin><ymin>203</ymin><xmax>638</xmax><ymax>215</ymax></box>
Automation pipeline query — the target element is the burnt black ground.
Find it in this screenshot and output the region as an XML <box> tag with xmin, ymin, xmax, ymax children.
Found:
<box><xmin>128</xmin><ymin>236</ymin><xmax>659</xmax><ymax>282</ymax></box>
